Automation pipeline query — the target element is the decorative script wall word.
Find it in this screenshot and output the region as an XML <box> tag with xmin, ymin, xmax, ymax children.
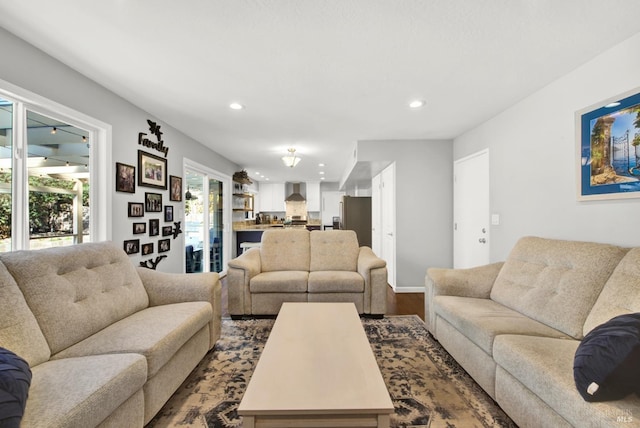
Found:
<box><xmin>138</xmin><ymin>119</ymin><xmax>169</xmax><ymax>157</ymax></box>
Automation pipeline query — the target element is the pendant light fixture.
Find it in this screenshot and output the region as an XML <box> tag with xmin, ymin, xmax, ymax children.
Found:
<box><xmin>282</xmin><ymin>148</ymin><xmax>301</xmax><ymax>168</ymax></box>
<box><xmin>185</xmin><ymin>187</ymin><xmax>194</xmax><ymax>201</ymax></box>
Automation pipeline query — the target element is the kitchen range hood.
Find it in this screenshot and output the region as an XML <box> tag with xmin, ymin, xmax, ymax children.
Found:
<box><xmin>285</xmin><ymin>183</ymin><xmax>306</xmax><ymax>202</ymax></box>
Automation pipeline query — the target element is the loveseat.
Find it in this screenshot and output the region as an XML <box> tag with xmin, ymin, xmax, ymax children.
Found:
<box><xmin>0</xmin><ymin>241</ymin><xmax>221</xmax><ymax>427</ymax></box>
<box><xmin>227</xmin><ymin>229</ymin><xmax>387</xmax><ymax>317</ymax></box>
<box><xmin>425</xmin><ymin>236</ymin><xmax>640</xmax><ymax>427</ymax></box>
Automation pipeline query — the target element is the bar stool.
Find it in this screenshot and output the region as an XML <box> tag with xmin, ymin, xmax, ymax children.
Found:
<box><xmin>211</xmin><ymin>240</ymin><xmax>221</xmax><ymax>272</ymax></box>
<box><xmin>240</xmin><ymin>242</ymin><xmax>261</xmax><ymax>254</ymax></box>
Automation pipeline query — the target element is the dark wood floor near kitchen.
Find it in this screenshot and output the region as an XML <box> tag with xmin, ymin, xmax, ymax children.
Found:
<box><xmin>220</xmin><ymin>276</ymin><xmax>425</xmax><ymax>321</ymax></box>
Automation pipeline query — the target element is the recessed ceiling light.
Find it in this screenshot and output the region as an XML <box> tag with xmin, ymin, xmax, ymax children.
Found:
<box><xmin>320</xmin><ymin>177</ymin><xmax>325</xmax><ymax>180</ymax></box>
<box><xmin>409</xmin><ymin>100</ymin><xmax>425</xmax><ymax>109</ymax></box>
<box><xmin>319</xmin><ymin>163</ymin><xmax>325</xmax><ymax>167</ymax></box>
<box><xmin>319</xmin><ymin>171</ymin><xmax>325</xmax><ymax>175</ymax></box>
<box><xmin>605</xmin><ymin>102</ymin><xmax>621</xmax><ymax>108</ymax></box>
<box><xmin>229</xmin><ymin>102</ymin><xmax>244</xmax><ymax>110</ymax></box>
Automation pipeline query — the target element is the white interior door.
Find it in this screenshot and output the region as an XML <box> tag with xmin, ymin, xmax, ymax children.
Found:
<box><xmin>454</xmin><ymin>149</ymin><xmax>490</xmax><ymax>268</ymax></box>
<box><xmin>381</xmin><ymin>163</ymin><xmax>396</xmax><ymax>288</ymax></box>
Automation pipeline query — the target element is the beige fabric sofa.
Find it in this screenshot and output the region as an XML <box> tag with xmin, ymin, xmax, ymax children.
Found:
<box><xmin>227</xmin><ymin>229</ymin><xmax>387</xmax><ymax>317</ymax></box>
<box><xmin>425</xmin><ymin>236</ymin><xmax>640</xmax><ymax>427</ymax></box>
<box><xmin>0</xmin><ymin>241</ymin><xmax>221</xmax><ymax>428</ymax></box>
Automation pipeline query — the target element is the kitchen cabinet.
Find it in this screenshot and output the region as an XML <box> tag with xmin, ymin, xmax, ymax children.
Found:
<box><xmin>305</xmin><ymin>181</ymin><xmax>321</xmax><ymax>212</ymax></box>
<box><xmin>258</xmin><ymin>182</ymin><xmax>285</xmax><ymax>212</ymax></box>
<box><xmin>321</xmin><ymin>191</ymin><xmax>344</xmax><ymax>226</ymax></box>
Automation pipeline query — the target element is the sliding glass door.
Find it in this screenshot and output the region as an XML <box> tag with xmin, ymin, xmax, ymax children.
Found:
<box><xmin>184</xmin><ymin>161</ymin><xmax>230</xmax><ymax>274</ymax></box>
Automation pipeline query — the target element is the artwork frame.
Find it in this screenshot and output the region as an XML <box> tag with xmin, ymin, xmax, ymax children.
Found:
<box><xmin>141</xmin><ymin>242</ymin><xmax>154</xmax><ymax>256</ymax></box>
<box><xmin>128</xmin><ymin>202</ymin><xmax>144</xmax><ymax>218</ymax></box>
<box><xmin>115</xmin><ymin>162</ymin><xmax>135</xmax><ymax>193</ymax></box>
<box><xmin>164</xmin><ymin>205</ymin><xmax>174</xmax><ymax>222</ymax></box>
<box><xmin>170</xmin><ymin>175</ymin><xmax>182</xmax><ymax>201</ymax></box>
<box><xmin>149</xmin><ymin>219</ymin><xmax>160</xmax><ymax>236</ymax></box>
<box><xmin>145</xmin><ymin>192</ymin><xmax>163</xmax><ymax>212</ymax></box>
<box><xmin>162</xmin><ymin>225</ymin><xmax>173</xmax><ymax>236</ymax></box>
<box><xmin>158</xmin><ymin>238</ymin><xmax>171</xmax><ymax>253</ymax></box>
<box><xmin>123</xmin><ymin>239</ymin><xmax>140</xmax><ymax>255</ymax></box>
<box><xmin>577</xmin><ymin>87</ymin><xmax>640</xmax><ymax>201</ymax></box>
<box><xmin>133</xmin><ymin>222</ymin><xmax>146</xmax><ymax>234</ymax></box>
<box><xmin>138</xmin><ymin>150</ymin><xmax>167</xmax><ymax>190</ymax></box>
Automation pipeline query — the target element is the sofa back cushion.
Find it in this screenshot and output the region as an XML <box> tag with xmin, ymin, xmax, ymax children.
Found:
<box><xmin>583</xmin><ymin>247</ymin><xmax>640</xmax><ymax>335</ymax></box>
<box><xmin>310</xmin><ymin>230</ymin><xmax>359</xmax><ymax>272</ymax></box>
<box><xmin>260</xmin><ymin>229</ymin><xmax>310</xmax><ymax>272</ymax></box>
<box><xmin>0</xmin><ymin>242</ymin><xmax>149</xmax><ymax>355</ymax></box>
<box><xmin>0</xmin><ymin>262</ymin><xmax>50</xmax><ymax>366</ymax></box>
<box><xmin>490</xmin><ymin>236</ymin><xmax>628</xmax><ymax>339</ymax></box>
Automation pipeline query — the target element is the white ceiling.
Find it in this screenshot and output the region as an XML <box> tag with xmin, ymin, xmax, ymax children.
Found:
<box><xmin>2</xmin><ymin>0</ymin><xmax>640</xmax><ymax>184</ymax></box>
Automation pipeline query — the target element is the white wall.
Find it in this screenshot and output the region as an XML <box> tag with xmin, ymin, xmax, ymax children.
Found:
<box><xmin>0</xmin><ymin>27</ymin><xmax>239</xmax><ymax>272</ymax></box>
<box><xmin>352</xmin><ymin>140</ymin><xmax>453</xmax><ymax>290</ymax></box>
<box><xmin>454</xmin><ymin>32</ymin><xmax>640</xmax><ymax>261</ymax></box>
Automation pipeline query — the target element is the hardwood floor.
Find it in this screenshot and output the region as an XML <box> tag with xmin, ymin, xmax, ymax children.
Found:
<box><xmin>219</xmin><ymin>276</ymin><xmax>425</xmax><ymax>321</ymax></box>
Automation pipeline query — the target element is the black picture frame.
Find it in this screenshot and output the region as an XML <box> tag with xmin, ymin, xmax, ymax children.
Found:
<box><xmin>115</xmin><ymin>162</ymin><xmax>135</xmax><ymax>193</ymax></box>
<box><xmin>162</xmin><ymin>225</ymin><xmax>173</xmax><ymax>236</ymax></box>
<box><xmin>132</xmin><ymin>222</ymin><xmax>146</xmax><ymax>234</ymax></box>
<box><xmin>149</xmin><ymin>219</ymin><xmax>160</xmax><ymax>236</ymax></box>
<box><xmin>170</xmin><ymin>175</ymin><xmax>182</xmax><ymax>201</ymax></box>
<box><xmin>164</xmin><ymin>205</ymin><xmax>174</xmax><ymax>222</ymax></box>
<box><xmin>141</xmin><ymin>242</ymin><xmax>154</xmax><ymax>256</ymax></box>
<box><xmin>158</xmin><ymin>238</ymin><xmax>170</xmax><ymax>253</ymax></box>
<box><xmin>123</xmin><ymin>239</ymin><xmax>140</xmax><ymax>255</ymax></box>
<box><xmin>138</xmin><ymin>150</ymin><xmax>167</xmax><ymax>190</ymax></box>
<box><xmin>145</xmin><ymin>192</ymin><xmax>162</xmax><ymax>212</ymax></box>
<box><xmin>128</xmin><ymin>202</ymin><xmax>144</xmax><ymax>218</ymax></box>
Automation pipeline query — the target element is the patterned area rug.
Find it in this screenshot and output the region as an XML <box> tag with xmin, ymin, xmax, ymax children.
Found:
<box><xmin>147</xmin><ymin>315</ymin><xmax>516</xmax><ymax>428</ymax></box>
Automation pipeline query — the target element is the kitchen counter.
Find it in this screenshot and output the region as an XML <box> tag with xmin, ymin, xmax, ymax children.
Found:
<box><xmin>234</xmin><ymin>224</ymin><xmax>321</xmax><ymax>256</ymax></box>
<box><xmin>233</xmin><ymin>224</ymin><xmax>284</xmax><ymax>231</ymax></box>
<box><xmin>233</xmin><ymin>223</ymin><xmax>322</xmax><ymax>231</ymax></box>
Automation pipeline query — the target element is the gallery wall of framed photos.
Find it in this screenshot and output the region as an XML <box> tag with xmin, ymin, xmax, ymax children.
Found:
<box><xmin>116</xmin><ymin>119</ymin><xmax>182</xmax><ymax>269</ymax></box>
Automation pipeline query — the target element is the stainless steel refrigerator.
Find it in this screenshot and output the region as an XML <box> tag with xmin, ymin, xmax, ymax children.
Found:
<box><xmin>339</xmin><ymin>196</ymin><xmax>371</xmax><ymax>247</ymax></box>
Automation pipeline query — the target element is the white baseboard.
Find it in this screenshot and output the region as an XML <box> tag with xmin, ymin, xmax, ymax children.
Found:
<box><xmin>389</xmin><ymin>285</ymin><xmax>425</xmax><ymax>293</ymax></box>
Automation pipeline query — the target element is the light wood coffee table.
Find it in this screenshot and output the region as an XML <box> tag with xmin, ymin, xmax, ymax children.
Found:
<box><xmin>238</xmin><ymin>302</ymin><xmax>394</xmax><ymax>428</ymax></box>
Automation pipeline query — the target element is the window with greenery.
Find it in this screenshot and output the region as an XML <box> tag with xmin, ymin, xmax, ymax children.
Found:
<box><xmin>0</xmin><ymin>98</ymin><xmax>92</xmax><ymax>251</ymax></box>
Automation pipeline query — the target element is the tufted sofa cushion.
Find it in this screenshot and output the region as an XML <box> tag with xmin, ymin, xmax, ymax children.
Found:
<box><xmin>0</xmin><ymin>263</ymin><xmax>50</xmax><ymax>367</ymax></box>
<box><xmin>0</xmin><ymin>242</ymin><xmax>149</xmax><ymax>355</ymax></box>
<box><xmin>583</xmin><ymin>247</ymin><xmax>640</xmax><ymax>335</ymax></box>
<box><xmin>310</xmin><ymin>230</ymin><xmax>359</xmax><ymax>272</ymax></box>
<box><xmin>260</xmin><ymin>229</ymin><xmax>310</xmax><ymax>272</ymax></box>
<box><xmin>490</xmin><ymin>236</ymin><xmax>628</xmax><ymax>339</ymax></box>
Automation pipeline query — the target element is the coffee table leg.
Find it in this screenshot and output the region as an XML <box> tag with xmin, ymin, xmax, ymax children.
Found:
<box><xmin>377</xmin><ymin>413</ymin><xmax>390</xmax><ymax>428</ymax></box>
<box><xmin>243</xmin><ymin>415</ymin><xmax>255</xmax><ymax>428</ymax></box>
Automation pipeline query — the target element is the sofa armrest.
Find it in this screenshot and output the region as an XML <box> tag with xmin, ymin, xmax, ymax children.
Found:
<box><xmin>357</xmin><ymin>247</ymin><xmax>388</xmax><ymax>315</ymax></box>
<box><xmin>227</xmin><ymin>248</ymin><xmax>262</xmax><ymax>316</ymax></box>
<box><xmin>427</xmin><ymin>262</ymin><xmax>504</xmax><ymax>298</ymax></box>
<box><xmin>424</xmin><ymin>262</ymin><xmax>504</xmax><ymax>334</ymax></box>
<box><xmin>136</xmin><ymin>267</ymin><xmax>221</xmax><ymax>347</ymax></box>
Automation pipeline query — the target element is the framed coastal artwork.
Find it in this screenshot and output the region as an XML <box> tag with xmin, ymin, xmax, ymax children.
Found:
<box><xmin>577</xmin><ymin>88</ymin><xmax>640</xmax><ymax>200</ymax></box>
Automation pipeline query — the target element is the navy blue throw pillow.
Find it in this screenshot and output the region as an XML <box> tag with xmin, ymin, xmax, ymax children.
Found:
<box><xmin>574</xmin><ymin>313</ymin><xmax>640</xmax><ymax>402</ymax></box>
<box><xmin>0</xmin><ymin>348</ymin><xmax>32</xmax><ymax>428</ymax></box>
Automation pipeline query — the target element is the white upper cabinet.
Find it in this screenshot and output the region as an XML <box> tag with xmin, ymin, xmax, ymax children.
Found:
<box><xmin>259</xmin><ymin>182</ymin><xmax>286</xmax><ymax>212</ymax></box>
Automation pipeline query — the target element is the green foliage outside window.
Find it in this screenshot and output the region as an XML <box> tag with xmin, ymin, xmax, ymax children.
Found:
<box><xmin>0</xmin><ymin>172</ymin><xmax>89</xmax><ymax>240</ymax></box>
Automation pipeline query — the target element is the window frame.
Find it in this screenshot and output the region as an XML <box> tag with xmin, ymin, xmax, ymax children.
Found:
<box><xmin>0</xmin><ymin>78</ymin><xmax>112</xmax><ymax>250</ymax></box>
